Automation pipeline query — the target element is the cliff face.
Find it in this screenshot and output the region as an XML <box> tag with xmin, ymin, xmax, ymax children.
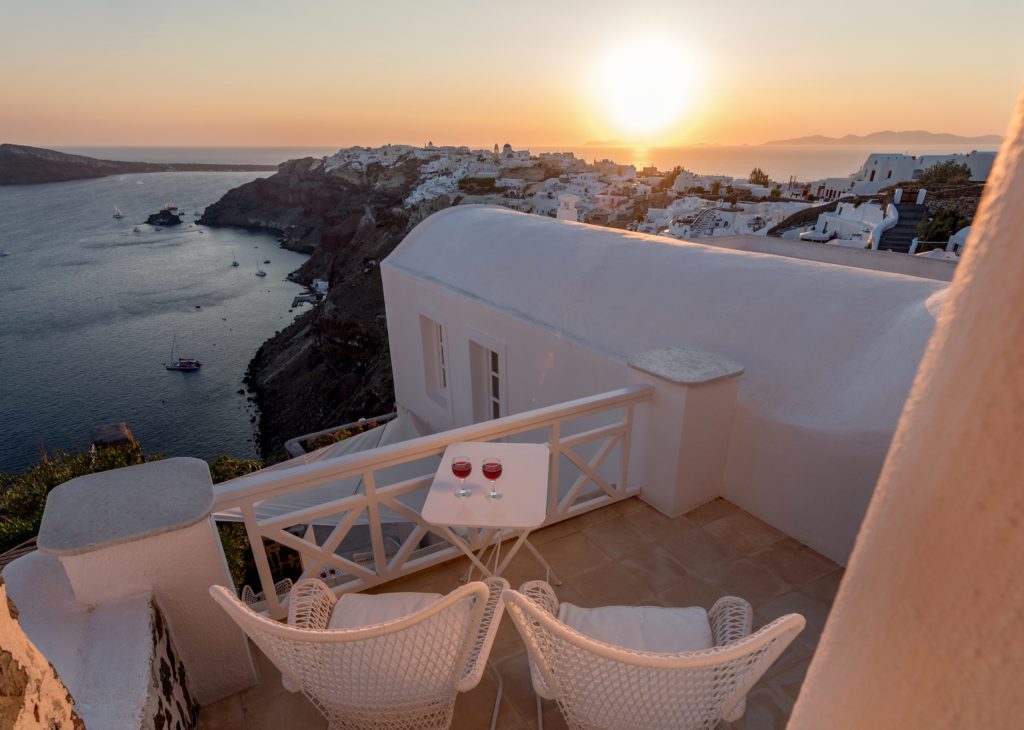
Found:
<box><xmin>200</xmin><ymin>154</ymin><xmax>451</xmax><ymax>459</ymax></box>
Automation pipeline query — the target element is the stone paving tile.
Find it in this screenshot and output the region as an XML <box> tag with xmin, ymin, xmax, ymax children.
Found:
<box><xmin>685</xmin><ymin>497</ymin><xmax>741</xmax><ymax>526</ymax></box>
<box><xmin>749</xmin><ymin>538</ymin><xmax>839</xmax><ymax>588</ymax></box>
<box><xmin>663</xmin><ymin>526</ymin><xmax>742</xmax><ymax>577</ymax></box>
<box><xmin>201</xmin><ymin>499</ymin><xmax>840</xmax><ymax>729</ymax></box>
<box><xmin>703</xmin><ymin>512</ymin><xmax>787</xmax><ymax>556</ymax></box>
<box><xmin>622</xmin><ymin>501</ymin><xmax>697</xmax><ymax>542</ymax></box>
<box><xmin>800</xmin><ymin>568</ymin><xmax>844</xmax><ymax>604</ymax></box>
<box><xmin>704</xmin><ymin>558</ymin><xmax>792</xmax><ymax>605</ymax></box>
<box><xmin>197</xmin><ymin>693</ymin><xmax>245</xmax><ymax>730</ymax></box>
<box><xmin>755</xmin><ymin>589</ymin><xmax>834</xmax><ymax>649</ymax></box>
<box><xmin>578</xmin><ymin>513</ymin><xmax>653</xmax><ymax>559</ymax></box>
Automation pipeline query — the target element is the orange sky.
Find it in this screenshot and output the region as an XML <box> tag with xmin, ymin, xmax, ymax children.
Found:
<box><xmin>1</xmin><ymin>1</ymin><xmax>1021</xmax><ymax>147</ymax></box>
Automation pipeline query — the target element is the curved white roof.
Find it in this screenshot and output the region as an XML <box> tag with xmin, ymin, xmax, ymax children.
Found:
<box><xmin>386</xmin><ymin>206</ymin><xmax>947</xmax><ymax>431</ymax></box>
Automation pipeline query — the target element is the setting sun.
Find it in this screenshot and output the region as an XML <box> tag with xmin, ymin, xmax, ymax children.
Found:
<box><xmin>592</xmin><ymin>37</ymin><xmax>700</xmax><ymax>139</ymax></box>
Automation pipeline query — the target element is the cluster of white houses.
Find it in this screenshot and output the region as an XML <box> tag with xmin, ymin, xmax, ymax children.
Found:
<box><xmin>814</xmin><ymin>151</ymin><xmax>996</xmax><ymax>200</ymax></box>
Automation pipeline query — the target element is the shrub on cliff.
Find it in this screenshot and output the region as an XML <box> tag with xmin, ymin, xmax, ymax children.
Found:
<box><xmin>0</xmin><ymin>442</ymin><xmax>150</xmax><ymax>553</ymax></box>
<box><xmin>918</xmin><ymin>208</ymin><xmax>969</xmax><ymax>243</ymax></box>
<box><xmin>0</xmin><ymin>445</ymin><xmax>264</xmax><ymax>591</ymax></box>
<box><xmin>918</xmin><ymin>160</ymin><xmax>972</xmax><ymax>187</ymax></box>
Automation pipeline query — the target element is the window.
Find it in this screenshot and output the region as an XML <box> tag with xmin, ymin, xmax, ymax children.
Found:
<box><xmin>419</xmin><ymin>315</ymin><xmax>449</xmax><ymax>407</ymax></box>
<box><xmin>469</xmin><ymin>340</ymin><xmax>504</xmax><ymax>422</ymax></box>
<box><xmin>886</xmin><ymin>170</ymin><xmax>893</xmax><ymax>179</ymax></box>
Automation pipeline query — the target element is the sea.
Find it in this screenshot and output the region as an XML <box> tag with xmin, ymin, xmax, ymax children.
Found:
<box><xmin>55</xmin><ymin>144</ymin><xmax>1000</xmax><ymax>182</ymax></box>
<box><xmin>0</xmin><ymin>171</ymin><xmax>308</xmax><ymax>474</ymax></box>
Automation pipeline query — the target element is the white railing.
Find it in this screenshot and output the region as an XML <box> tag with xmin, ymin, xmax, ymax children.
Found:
<box><xmin>213</xmin><ymin>385</ymin><xmax>653</xmax><ymax>618</ymax></box>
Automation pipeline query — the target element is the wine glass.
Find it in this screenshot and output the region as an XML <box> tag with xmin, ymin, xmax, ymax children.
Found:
<box><xmin>451</xmin><ymin>455</ymin><xmax>472</xmax><ymax>498</ymax></box>
<box><xmin>482</xmin><ymin>457</ymin><xmax>502</xmax><ymax>500</ymax></box>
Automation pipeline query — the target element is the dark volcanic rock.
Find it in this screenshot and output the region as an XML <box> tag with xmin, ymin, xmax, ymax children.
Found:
<box><xmin>204</xmin><ymin>152</ymin><xmax>452</xmax><ymax>460</ymax></box>
<box><xmin>146</xmin><ymin>209</ymin><xmax>183</xmax><ymax>226</ymax></box>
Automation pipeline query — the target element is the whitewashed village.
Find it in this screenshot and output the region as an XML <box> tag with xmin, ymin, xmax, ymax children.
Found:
<box><xmin>325</xmin><ymin>141</ymin><xmax>993</xmax><ymax>263</ymax></box>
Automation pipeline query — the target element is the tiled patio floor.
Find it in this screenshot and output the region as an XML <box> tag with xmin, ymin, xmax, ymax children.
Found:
<box><xmin>199</xmin><ymin>497</ymin><xmax>842</xmax><ymax>730</ymax></box>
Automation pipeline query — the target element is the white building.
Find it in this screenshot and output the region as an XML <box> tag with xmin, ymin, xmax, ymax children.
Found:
<box><xmin>382</xmin><ymin>205</ymin><xmax>943</xmax><ymax>562</ymax></box>
<box><xmin>800</xmin><ymin>200</ymin><xmax>885</xmax><ymax>245</ymax></box>
<box><xmin>816</xmin><ymin>151</ymin><xmax>996</xmax><ymax>199</ymax></box>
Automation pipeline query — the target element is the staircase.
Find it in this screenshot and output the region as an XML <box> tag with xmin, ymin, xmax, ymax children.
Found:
<box><xmin>877</xmin><ymin>203</ymin><xmax>928</xmax><ymax>254</ymax></box>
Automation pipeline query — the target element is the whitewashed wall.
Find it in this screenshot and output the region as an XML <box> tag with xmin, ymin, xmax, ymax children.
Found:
<box><xmin>381</xmin><ymin>208</ymin><xmax>946</xmax><ymax>563</ymax></box>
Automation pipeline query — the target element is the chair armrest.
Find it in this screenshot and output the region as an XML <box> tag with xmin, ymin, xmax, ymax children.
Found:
<box><xmin>458</xmin><ymin>577</ymin><xmax>509</xmax><ymax>692</ymax></box>
<box><xmin>709</xmin><ymin>595</ymin><xmax>752</xmax><ymax>647</ymax></box>
<box><xmin>520</xmin><ymin>580</ymin><xmax>560</xmax><ymax>616</ymax></box>
<box><xmin>287</xmin><ymin>578</ymin><xmax>337</xmax><ymax>630</ymax></box>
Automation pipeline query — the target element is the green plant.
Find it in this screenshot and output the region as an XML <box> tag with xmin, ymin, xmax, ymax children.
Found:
<box><xmin>770</xmin><ymin>186</ymin><xmax>782</xmax><ymax>199</ymax></box>
<box><xmin>749</xmin><ymin>167</ymin><xmax>770</xmax><ymax>187</ymax></box>
<box><xmin>918</xmin><ymin>160</ymin><xmax>972</xmax><ymax>187</ymax></box>
<box><xmin>710</xmin><ymin>181</ymin><xmax>722</xmax><ymax>196</ymax></box>
<box><xmin>0</xmin><ymin>442</ymin><xmax>150</xmax><ymax>553</ymax></box>
<box><xmin>918</xmin><ymin>208</ymin><xmax>969</xmax><ymax>242</ymax></box>
<box><xmin>208</xmin><ymin>454</ymin><xmax>263</xmax><ymax>484</ymax></box>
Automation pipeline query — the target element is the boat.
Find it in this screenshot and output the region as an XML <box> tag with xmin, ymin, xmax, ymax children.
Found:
<box><xmin>0</xmin><ymin>251</ymin><xmax>9</xmax><ymax>257</ymax></box>
<box><xmin>163</xmin><ymin>201</ymin><xmax>179</xmax><ymax>212</ymax></box>
<box><xmin>164</xmin><ymin>335</ymin><xmax>201</xmax><ymax>371</ymax></box>
<box><xmin>112</xmin><ymin>205</ymin><xmax>124</xmax><ymax>219</ymax></box>
<box><xmin>232</xmin><ymin>253</ymin><xmax>240</xmax><ymax>267</ymax></box>
<box><xmin>133</xmin><ymin>226</ymin><xmax>142</xmax><ymax>233</ymax></box>
<box><xmin>255</xmin><ymin>266</ymin><xmax>267</xmax><ymax>278</ymax></box>
<box><xmin>262</xmin><ymin>259</ymin><xmax>271</xmax><ymax>264</ymax></box>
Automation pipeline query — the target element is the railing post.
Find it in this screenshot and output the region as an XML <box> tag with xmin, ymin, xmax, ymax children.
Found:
<box><xmin>36</xmin><ymin>458</ymin><xmax>257</xmax><ymax>704</ymax></box>
<box><xmin>626</xmin><ymin>349</ymin><xmax>744</xmax><ymax>516</ymax></box>
<box><xmin>241</xmin><ymin>502</ymin><xmax>283</xmax><ymax>619</ymax></box>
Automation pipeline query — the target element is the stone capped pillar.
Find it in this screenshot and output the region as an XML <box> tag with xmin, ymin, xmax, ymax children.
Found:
<box><xmin>627</xmin><ymin>348</ymin><xmax>743</xmax><ymax>516</ymax></box>
<box><xmin>36</xmin><ymin>457</ymin><xmax>256</xmax><ymax>704</ymax></box>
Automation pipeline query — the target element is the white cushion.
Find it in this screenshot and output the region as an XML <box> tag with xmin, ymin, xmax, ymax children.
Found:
<box><xmin>328</xmin><ymin>591</ymin><xmax>443</xmax><ymax>629</ymax></box>
<box><xmin>558</xmin><ymin>603</ymin><xmax>714</xmax><ymax>653</ymax></box>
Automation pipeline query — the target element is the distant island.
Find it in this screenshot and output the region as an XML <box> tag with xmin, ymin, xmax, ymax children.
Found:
<box><xmin>761</xmin><ymin>130</ymin><xmax>1002</xmax><ymax>147</ymax></box>
<box><xmin>0</xmin><ymin>144</ymin><xmax>279</xmax><ymax>185</ymax></box>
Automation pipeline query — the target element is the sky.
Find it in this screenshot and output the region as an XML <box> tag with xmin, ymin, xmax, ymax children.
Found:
<box><xmin>1</xmin><ymin>0</ymin><xmax>1021</xmax><ymax>147</ymax></box>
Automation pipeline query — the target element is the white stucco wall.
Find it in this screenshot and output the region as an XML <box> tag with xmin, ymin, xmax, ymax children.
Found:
<box><xmin>382</xmin><ymin>207</ymin><xmax>947</xmax><ymax>562</ymax></box>
<box><xmin>790</xmin><ymin>93</ymin><xmax>1024</xmax><ymax>730</ymax></box>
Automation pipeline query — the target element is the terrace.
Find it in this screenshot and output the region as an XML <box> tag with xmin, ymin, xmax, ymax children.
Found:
<box><xmin>199</xmin><ymin>496</ymin><xmax>839</xmax><ymax>729</ymax></box>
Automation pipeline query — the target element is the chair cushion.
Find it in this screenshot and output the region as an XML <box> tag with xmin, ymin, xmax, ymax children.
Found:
<box><xmin>558</xmin><ymin>602</ymin><xmax>714</xmax><ymax>653</ymax></box>
<box><xmin>329</xmin><ymin>591</ymin><xmax>443</xmax><ymax>629</ymax></box>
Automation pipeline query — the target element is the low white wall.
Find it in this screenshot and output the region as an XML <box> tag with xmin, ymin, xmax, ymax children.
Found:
<box><xmin>706</xmin><ymin>233</ymin><xmax>955</xmax><ymax>281</ymax></box>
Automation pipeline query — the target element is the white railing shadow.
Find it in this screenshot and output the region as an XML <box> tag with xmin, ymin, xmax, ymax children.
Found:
<box><xmin>213</xmin><ymin>385</ymin><xmax>653</xmax><ymax>619</ymax></box>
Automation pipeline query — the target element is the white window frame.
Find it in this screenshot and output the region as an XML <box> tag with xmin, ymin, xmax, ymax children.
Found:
<box><xmin>418</xmin><ymin>310</ymin><xmax>450</xmax><ymax>413</ymax></box>
<box><xmin>467</xmin><ymin>330</ymin><xmax>506</xmax><ymax>423</ymax></box>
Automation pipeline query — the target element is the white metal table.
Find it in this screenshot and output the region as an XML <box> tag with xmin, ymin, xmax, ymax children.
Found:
<box><xmin>423</xmin><ymin>442</ymin><xmax>561</xmax><ymax>584</ymax></box>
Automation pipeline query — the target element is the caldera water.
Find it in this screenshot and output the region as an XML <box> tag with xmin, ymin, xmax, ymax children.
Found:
<box><xmin>0</xmin><ymin>172</ymin><xmax>307</xmax><ymax>473</ymax></box>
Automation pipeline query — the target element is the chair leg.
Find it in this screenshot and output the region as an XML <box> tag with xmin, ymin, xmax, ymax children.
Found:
<box><xmin>487</xmin><ymin>661</ymin><xmax>504</xmax><ymax>730</ymax></box>
<box><xmin>536</xmin><ymin>695</ymin><xmax>544</xmax><ymax>730</ymax></box>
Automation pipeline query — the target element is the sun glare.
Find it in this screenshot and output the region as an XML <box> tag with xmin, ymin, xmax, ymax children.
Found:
<box><xmin>593</xmin><ymin>37</ymin><xmax>698</xmax><ymax>140</ymax></box>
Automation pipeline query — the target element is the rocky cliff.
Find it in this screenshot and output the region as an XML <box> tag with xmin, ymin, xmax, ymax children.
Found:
<box><xmin>200</xmin><ymin>153</ymin><xmax>452</xmax><ymax>460</ymax></box>
<box><xmin>0</xmin><ymin>144</ymin><xmax>276</xmax><ymax>185</ymax></box>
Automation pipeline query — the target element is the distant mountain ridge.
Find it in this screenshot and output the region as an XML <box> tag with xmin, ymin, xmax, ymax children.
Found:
<box><xmin>761</xmin><ymin>131</ymin><xmax>1002</xmax><ymax>147</ymax></box>
<box><xmin>0</xmin><ymin>144</ymin><xmax>277</xmax><ymax>184</ymax></box>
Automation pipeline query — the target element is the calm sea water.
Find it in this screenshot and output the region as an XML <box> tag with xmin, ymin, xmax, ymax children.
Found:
<box><xmin>0</xmin><ymin>172</ymin><xmax>309</xmax><ymax>473</ymax></box>
<box><xmin>56</xmin><ymin>144</ymin><xmax>1000</xmax><ymax>182</ymax></box>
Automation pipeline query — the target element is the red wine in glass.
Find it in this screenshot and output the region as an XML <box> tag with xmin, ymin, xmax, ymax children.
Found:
<box><xmin>482</xmin><ymin>457</ymin><xmax>502</xmax><ymax>500</ymax></box>
<box><xmin>452</xmin><ymin>456</ymin><xmax>472</xmax><ymax>497</ymax></box>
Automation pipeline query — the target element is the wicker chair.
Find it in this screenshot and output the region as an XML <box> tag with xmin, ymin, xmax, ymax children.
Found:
<box><xmin>504</xmin><ymin>581</ymin><xmax>805</xmax><ymax>730</ymax></box>
<box><xmin>240</xmin><ymin>577</ymin><xmax>294</xmax><ymax>606</ymax></box>
<box><xmin>210</xmin><ymin>576</ymin><xmax>508</xmax><ymax>730</ymax></box>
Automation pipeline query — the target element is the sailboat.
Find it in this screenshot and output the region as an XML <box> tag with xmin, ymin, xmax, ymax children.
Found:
<box><xmin>231</xmin><ymin>253</ymin><xmax>240</xmax><ymax>267</ymax></box>
<box><xmin>112</xmin><ymin>205</ymin><xmax>124</xmax><ymax>219</ymax></box>
<box><xmin>164</xmin><ymin>335</ymin><xmax>201</xmax><ymax>371</ymax></box>
<box><xmin>255</xmin><ymin>260</ymin><xmax>267</xmax><ymax>277</ymax></box>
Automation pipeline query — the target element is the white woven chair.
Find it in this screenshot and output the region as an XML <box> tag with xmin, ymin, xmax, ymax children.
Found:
<box><xmin>240</xmin><ymin>577</ymin><xmax>294</xmax><ymax>606</ymax></box>
<box><xmin>210</xmin><ymin>576</ymin><xmax>508</xmax><ymax>730</ymax></box>
<box><xmin>504</xmin><ymin>580</ymin><xmax>805</xmax><ymax>730</ymax></box>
